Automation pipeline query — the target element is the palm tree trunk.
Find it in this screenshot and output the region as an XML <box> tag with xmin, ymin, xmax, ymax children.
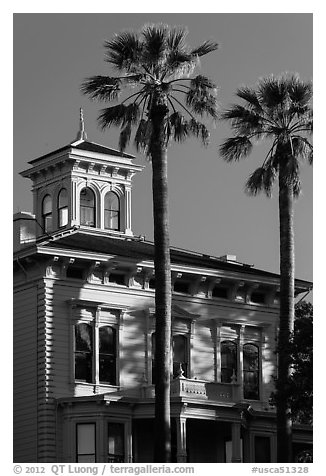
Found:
<box><xmin>276</xmin><ymin>156</ymin><xmax>295</xmax><ymax>462</ymax></box>
<box><xmin>150</xmin><ymin>100</ymin><xmax>172</xmax><ymax>463</ymax></box>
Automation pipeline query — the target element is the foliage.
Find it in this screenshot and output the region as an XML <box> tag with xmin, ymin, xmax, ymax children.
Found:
<box><xmin>289</xmin><ymin>301</ymin><xmax>313</xmax><ymax>424</ymax></box>
<box><xmin>219</xmin><ymin>74</ymin><xmax>313</xmax><ymax>197</ymax></box>
<box><xmin>81</xmin><ymin>24</ymin><xmax>219</xmax><ymax>155</ymax></box>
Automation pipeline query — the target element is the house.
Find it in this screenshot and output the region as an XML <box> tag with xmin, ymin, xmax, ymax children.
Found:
<box><xmin>13</xmin><ymin>113</ymin><xmax>312</xmax><ymax>463</ymax></box>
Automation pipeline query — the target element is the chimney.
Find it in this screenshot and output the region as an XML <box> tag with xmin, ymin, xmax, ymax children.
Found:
<box><xmin>13</xmin><ymin>212</ymin><xmax>36</xmax><ymax>252</ymax></box>
<box><xmin>220</xmin><ymin>254</ymin><xmax>237</xmax><ymax>262</ymax></box>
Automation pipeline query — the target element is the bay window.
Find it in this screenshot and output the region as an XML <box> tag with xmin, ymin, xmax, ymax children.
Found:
<box><xmin>74</xmin><ymin>322</ymin><xmax>117</xmax><ymax>386</ymax></box>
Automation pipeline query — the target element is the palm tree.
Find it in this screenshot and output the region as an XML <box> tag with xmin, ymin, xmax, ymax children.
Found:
<box><xmin>81</xmin><ymin>23</ymin><xmax>218</xmax><ymax>462</ymax></box>
<box><xmin>219</xmin><ymin>73</ymin><xmax>313</xmax><ymax>463</ymax></box>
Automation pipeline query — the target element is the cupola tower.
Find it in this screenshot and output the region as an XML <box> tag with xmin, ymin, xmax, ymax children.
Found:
<box><xmin>20</xmin><ymin>110</ymin><xmax>143</xmax><ymax>239</ymax></box>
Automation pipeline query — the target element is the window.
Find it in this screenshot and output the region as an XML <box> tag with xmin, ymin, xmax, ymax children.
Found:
<box><xmin>243</xmin><ymin>343</ymin><xmax>259</xmax><ymax>399</ymax></box>
<box><xmin>173</xmin><ymin>334</ymin><xmax>188</xmax><ymax>378</ymax></box>
<box><xmin>58</xmin><ymin>188</ymin><xmax>68</xmax><ymax>227</ymax></box>
<box><xmin>173</xmin><ymin>281</ymin><xmax>190</xmax><ymax>294</ymax></box>
<box><xmin>151</xmin><ymin>333</ymin><xmax>188</xmax><ymax>382</ymax></box>
<box><xmin>109</xmin><ymin>273</ymin><xmax>125</xmax><ymax>286</ymax></box>
<box><xmin>80</xmin><ymin>187</ymin><xmax>95</xmax><ymax>227</ymax></box>
<box><xmin>76</xmin><ymin>423</ymin><xmax>96</xmax><ymax>462</ymax></box>
<box><xmin>254</xmin><ymin>436</ymin><xmax>271</xmax><ymax>462</ymax></box>
<box><xmin>99</xmin><ymin>326</ymin><xmax>116</xmax><ymax>384</ymax></box>
<box><xmin>107</xmin><ymin>423</ymin><xmax>125</xmax><ymax>462</ymax></box>
<box><xmin>212</xmin><ymin>286</ymin><xmax>229</xmax><ymax>299</ymax></box>
<box><xmin>74</xmin><ymin>322</ymin><xmax>117</xmax><ymax>385</ymax></box>
<box><xmin>221</xmin><ymin>340</ymin><xmax>237</xmax><ymax>383</ymax></box>
<box><xmin>251</xmin><ymin>291</ymin><xmax>265</xmax><ymax>305</ymax></box>
<box><xmin>42</xmin><ymin>194</ymin><xmax>52</xmax><ymax>233</ymax></box>
<box><xmin>104</xmin><ymin>191</ymin><xmax>120</xmax><ymax>231</ymax></box>
<box><xmin>75</xmin><ymin>323</ymin><xmax>93</xmax><ymax>383</ymax></box>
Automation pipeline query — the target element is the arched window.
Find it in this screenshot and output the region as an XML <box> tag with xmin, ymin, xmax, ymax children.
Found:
<box><xmin>58</xmin><ymin>188</ymin><xmax>68</xmax><ymax>228</ymax></box>
<box><xmin>104</xmin><ymin>191</ymin><xmax>120</xmax><ymax>231</ymax></box>
<box><xmin>173</xmin><ymin>334</ymin><xmax>188</xmax><ymax>378</ymax></box>
<box><xmin>80</xmin><ymin>187</ymin><xmax>95</xmax><ymax>227</ymax></box>
<box><xmin>42</xmin><ymin>194</ymin><xmax>53</xmax><ymax>233</ymax></box>
<box><xmin>75</xmin><ymin>323</ymin><xmax>93</xmax><ymax>383</ymax></box>
<box><xmin>221</xmin><ymin>340</ymin><xmax>237</xmax><ymax>383</ymax></box>
<box><xmin>99</xmin><ymin>326</ymin><xmax>116</xmax><ymax>384</ymax></box>
<box><xmin>243</xmin><ymin>343</ymin><xmax>259</xmax><ymax>400</ymax></box>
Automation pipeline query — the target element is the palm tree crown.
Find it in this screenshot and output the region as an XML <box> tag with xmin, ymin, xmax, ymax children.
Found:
<box><xmin>81</xmin><ymin>23</ymin><xmax>219</xmax><ymax>153</ymax></box>
<box><xmin>219</xmin><ymin>74</ymin><xmax>312</xmax><ymax>195</ymax></box>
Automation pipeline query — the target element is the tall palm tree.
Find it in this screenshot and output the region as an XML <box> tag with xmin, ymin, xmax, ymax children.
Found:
<box><xmin>219</xmin><ymin>73</ymin><xmax>313</xmax><ymax>463</ymax></box>
<box><xmin>81</xmin><ymin>23</ymin><xmax>218</xmax><ymax>462</ymax></box>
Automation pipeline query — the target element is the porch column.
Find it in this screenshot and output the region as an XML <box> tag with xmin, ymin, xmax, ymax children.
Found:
<box><xmin>176</xmin><ymin>417</ymin><xmax>187</xmax><ymax>462</ymax></box>
<box><xmin>231</xmin><ymin>422</ymin><xmax>242</xmax><ymax>463</ymax></box>
<box><xmin>125</xmin><ymin>419</ymin><xmax>133</xmax><ymax>463</ymax></box>
<box><xmin>239</xmin><ymin>325</ymin><xmax>245</xmax><ymax>400</ymax></box>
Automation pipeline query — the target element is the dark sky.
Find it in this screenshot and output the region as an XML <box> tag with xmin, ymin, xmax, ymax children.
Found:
<box><xmin>13</xmin><ymin>12</ymin><xmax>313</xmax><ymax>283</ymax></box>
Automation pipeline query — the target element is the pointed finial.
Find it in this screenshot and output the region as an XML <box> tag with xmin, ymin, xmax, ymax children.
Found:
<box><xmin>75</xmin><ymin>107</ymin><xmax>87</xmax><ymax>141</ymax></box>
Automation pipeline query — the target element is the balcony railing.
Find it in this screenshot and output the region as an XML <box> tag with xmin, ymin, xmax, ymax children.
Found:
<box><xmin>140</xmin><ymin>377</ymin><xmax>240</xmax><ymax>403</ymax></box>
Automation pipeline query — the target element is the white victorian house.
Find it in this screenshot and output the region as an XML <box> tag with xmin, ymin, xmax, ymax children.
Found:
<box><xmin>13</xmin><ymin>113</ymin><xmax>312</xmax><ymax>463</ymax></box>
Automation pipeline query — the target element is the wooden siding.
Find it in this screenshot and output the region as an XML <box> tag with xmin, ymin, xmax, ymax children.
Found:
<box><xmin>13</xmin><ymin>284</ymin><xmax>38</xmax><ymax>462</ymax></box>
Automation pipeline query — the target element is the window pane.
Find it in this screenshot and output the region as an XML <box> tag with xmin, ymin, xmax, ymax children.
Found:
<box><xmin>77</xmin><ymin>423</ymin><xmax>95</xmax><ymax>462</ymax></box>
<box><xmin>173</xmin><ymin>335</ymin><xmax>188</xmax><ymax>378</ymax></box>
<box><xmin>81</xmin><ymin>206</ymin><xmax>95</xmax><ymax>226</ymax></box>
<box><xmin>104</xmin><ymin>192</ymin><xmax>120</xmax><ymax>230</ymax></box>
<box><xmin>173</xmin><ymin>335</ymin><xmax>186</xmax><ymax>362</ymax></box>
<box><xmin>58</xmin><ymin>188</ymin><xmax>68</xmax><ymax>208</ymax></box>
<box><xmin>108</xmin><ymin>423</ymin><xmax>124</xmax><ymax>462</ymax></box>
<box><xmin>104</xmin><ymin>210</ymin><xmax>119</xmax><ymax>230</ymax></box>
<box><xmin>221</xmin><ymin>341</ymin><xmax>237</xmax><ymax>383</ymax></box>
<box><xmin>44</xmin><ymin>215</ymin><xmax>53</xmax><ymax>233</ymax></box>
<box><xmin>59</xmin><ymin>207</ymin><xmax>68</xmax><ymax>227</ymax></box>
<box><xmin>243</xmin><ymin>344</ymin><xmax>259</xmax><ymax>399</ymax></box>
<box><xmin>243</xmin><ymin>344</ymin><xmax>259</xmax><ymax>370</ymax></box>
<box><xmin>75</xmin><ymin>324</ymin><xmax>92</xmax><ymax>382</ymax></box>
<box><xmin>75</xmin><ymin>353</ymin><xmax>92</xmax><ymax>382</ymax></box>
<box><xmin>42</xmin><ymin>195</ymin><xmax>52</xmax><ymax>214</ymax></box>
<box><xmin>105</xmin><ymin>191</ymin><xmax>119</xmax><ymax>210</ymax></box>
<box><xmin>99</xmin><ymin>326</ymin><xmax>116</xmax><ymax>384</ymax></box>
<box><xmin>99</xmin><ymin>327</ymin><xmax>115</xmax><ymax>354</ymax></box>
<box><xmin>80</xmin><ymin>188</ymin><xmax>95</xmax><ymax>226</ymax></box>
<box><xmin>80</xmin><ymin>188</ymin><xmax>95</xmax><ymax>206</ymax></box>
<box><xmin>75</xmin><ymin>324</ymin><xmax>92</xmax><ymax>352</ymax></box>
<box><xmin>99</xmin><ymin>355</ymin><xmax>116</xmax><ymax>384</ymax></box>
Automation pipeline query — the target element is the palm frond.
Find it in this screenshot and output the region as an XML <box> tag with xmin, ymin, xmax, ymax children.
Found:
<box><xmin>119</xmin><ymin>122</ymin><xmax>132</xmax><ymax>151</ymax></box>
<box><xmin>287</xmin><ymin>76</ymin><xmax>313</xmax><ymax>106</ymax></box>
<box><xmin>164</xmin><ymin>50</ymin><xmax>195</xmax><ymax>78</ymax></box>
<box><xmin>245</xmin><ymin>167</ymin><xmax>266</xmax><ymax>196</ymax></box>
<box><xmin>292</xmin><ymin>176</ymin><xmax>302</xmax><ymax>197</ymax></box>
<box><xmin>81</xmin><ymin>76</ymin><xmax>122</xmax><ymax>101</ymax></box>
<box><xmin>169</xmin><ymin>111</ymin><xmax>188</xmax><ymax>142</ymax></box>
<box><xmin>141</xmin><ymin>24</ymin><xmax>169</xmax><ymax>66</ymax></box>
<box><xmin>258</xmin><ymin>76</ymin><xmax>288</xmax><ymax>109</ymax></box>
<box><xmin>134</xmin><ymin>118</ymin><xmax>152</xmax><ymax>154</ymax></box>
<box><xmin>166</xmin><ymin>26</ymin><xmax>188</xmax><ymax>50</ymax></box>
<box><xmin>185</xmin><ymin>81</ymin><xmax>219</xmax><ymax>120</ymax></box>
<box><xmin>220</xmin><ymin>136</ymin><xmax>253</xmax><ymax>162</ymax></box>
<box><xmin>104</xmin><ymin>31</ymin><xmax>142</xmax><ymax>72</ymax></box>
<box><xmin>188</xmin><ymin>118</ymin><xmax>210</xmax><ymax>146</ymax></box>
<box><xmin>190</xmin><ymin>75</ymin><xmax>217</xmax><ymax>90</ymax></box>
<box><xmin>190</xmin><ymin>40</ymin><xmax>219</xmax><ymax>57</ymax></box>
<box><xmin>98</xmin><ymin>103</ymin><xmax>140</xmax><ymax>129</ymax></box>
<box><xmin>221</xmin><ymin>105</ymin><xmax>265</xmax><ymax>135</ymax></box>
<box><xmin>262</xmin><ymin>163</ymin><xmax>277</xmax><ymax>197</ymax></box>
<box><xmin>104</xmin><ymin>31</ymin><xmax>142</xmax><ymax>71</ymax></box>
<box><xmin>291</xmin><ymin>136</ymin><xmax>313</xmax><ymax>164</ymax></box>
<box><xmin>236</xmin><ymin>86</ymin><xmax>264</xmax><ymax>113</ymax></box>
